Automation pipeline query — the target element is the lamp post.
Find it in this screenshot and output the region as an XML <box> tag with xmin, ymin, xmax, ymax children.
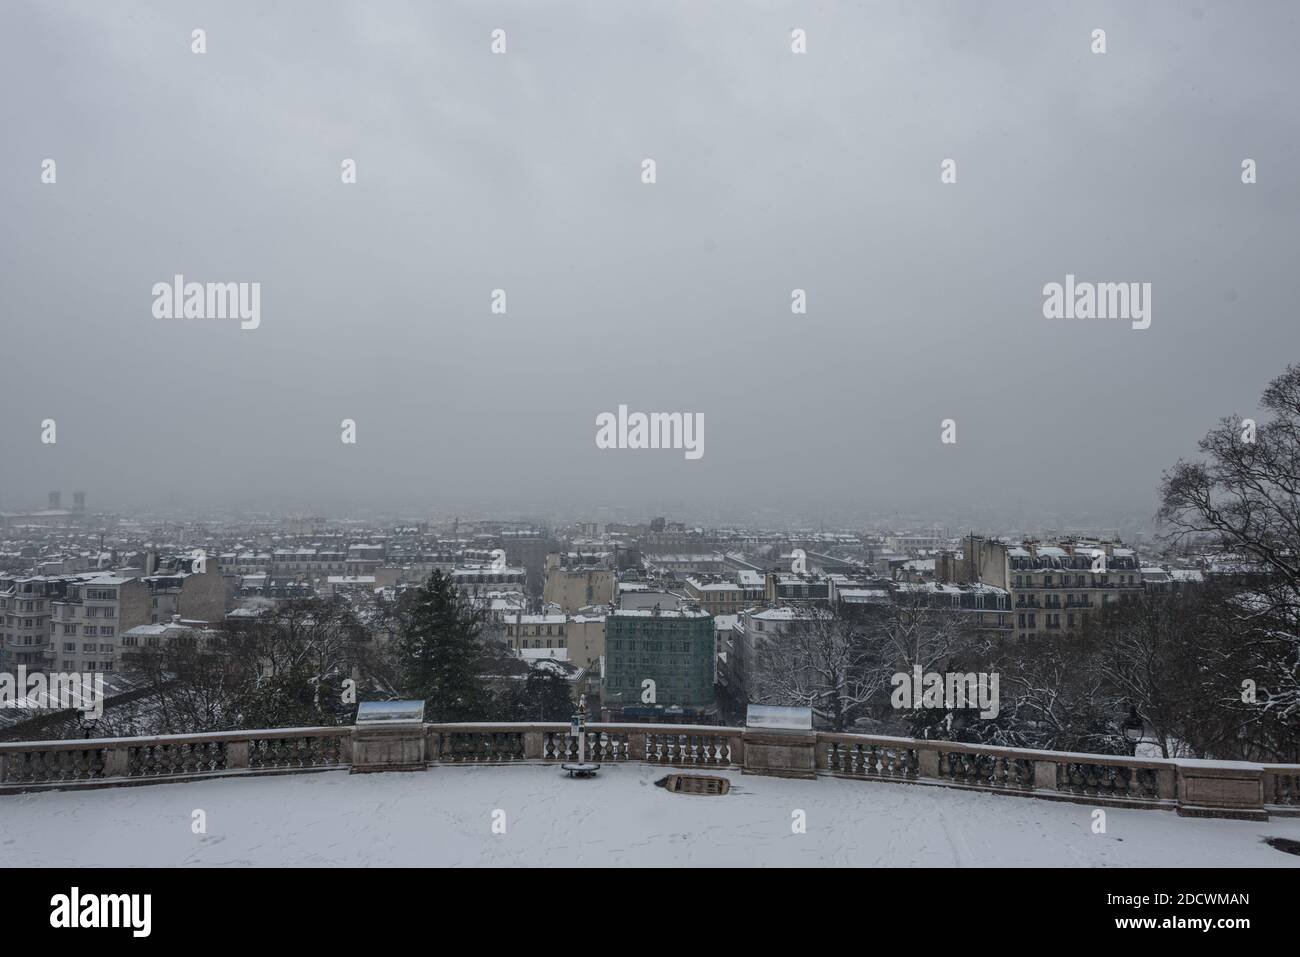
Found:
<box><xmin>1121</xmin><ymin>706</ymin><xmax>1144</xmax><ymax>756</ymax></box>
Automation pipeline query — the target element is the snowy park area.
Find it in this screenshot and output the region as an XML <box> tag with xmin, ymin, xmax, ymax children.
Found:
<box><xmin>5</xmin><ymin>764</ymin><xmax>1299</xmax><ymax>867</ymax></box>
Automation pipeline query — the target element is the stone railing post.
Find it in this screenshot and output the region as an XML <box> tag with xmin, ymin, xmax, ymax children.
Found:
<box><xmin>918</xmin><ymin>746</ymin><xmax>939</xmax><ymax>780</ymax></box>
<box><xmin>1156</xmin><ymin>766</ymin><xmax>1176</xmax><ymax>800</ymax></box>
<box><xmin>742</xmin><ymin>727</ymin><xmax>816</xmax><ymax>779</ymax></box>
<box><xmin>814</xmin><ymin>737</ymin><xmax>830</xmax><ymax>770</ymax></box>
<box><xmin>1175</xmin><ymin>762</ymin><xmax>1267</xmax><ymax>820</ymax></box>
<box><xmin>523</xmin><ymin>730</ymin><xmax>544</xmax><ymax>760</ymax></box>
<box><xmin>1033</xmin><ymin>759</ymin><xmax>1058</xmax><ymax>791</ymax></box>
<box><xmin>227</xmin><ymin>741</ymin><xmax>249</xmax><ymax>770</ymax></box>
<box><xmin>104</xmin><ymin>747</ymin><xmax>129</xmax><ymax>778</ymax></box>
<box><xmin>627</xmin><ymin>732</ymin><xmax>646</xmax><ymax>761</ymax></box>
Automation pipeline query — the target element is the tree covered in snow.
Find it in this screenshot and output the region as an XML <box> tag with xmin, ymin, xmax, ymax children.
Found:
<box><xmin>498</xmin><ymin>669</ymin><xmax>575</xmax><ymax>722</ymax></box>
<box><xmin>748</xmin><ymin>596</ymin><xmax>971</xmax><ymax>732</ymax></box>
<box><xmin>976</xmin><ymin>632</ymin><xmax>1128</xmax><ymax>755</ymax></box>
<box><xmin>118</xmin><ymin>596</ymin><xmax>371</xmax><ymax>734</ymax></box>
<box><xmin>1158</xmin><ymin>363</ymin><xmax>1300</xmax><ymax>760</ymax></box>
<box><xmin>748</xmin><ymin>606</ymin><xmax>879</xmax><ymax>731</ymax></box>
<box><xmin>393</xmin><ymin>569</ymin><xmax>491</xmax><ymax>722</ymax></box>
<box><xmin>1090</xmin><ymin>585</ymin><xmax>1220</xmax><ymax>758</ymax></box>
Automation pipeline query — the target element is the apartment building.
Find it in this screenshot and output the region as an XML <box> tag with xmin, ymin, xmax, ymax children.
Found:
<box><xmin>728</xmin><ymin>605</ymin><xmax>823</xmax><ymax>698</ymax></box>
<box><xmin>603</xmin><ymin>608</ymin><xmax>715</xmax><ymax>709</ymax></box>
<box><xmin>542</xmin><ymin>553</ymin><xmax>615</xmax><ymax>614</ymax></box>
<box><xmin>641</xmin><ymin>552</ymin><xmax>727</xmax><ymax>576</ymax></box>
<box><xmin>503</xmin><ymin>614</ymin><xmax>567</xmax><ymax>653</ymax></box>
<box><xmin>681</xmin><ymin>571</ymin><xmax>765</xmax><ymax>616</ymax></box>
<box><xmin>0</xmin><ymin>575</ymin><xmax>66</xmax><ymax>670</ymax></box>
<box><xmin>30</xmin><ymin>563</ymin><xmax>228</xmax><ymax>674</ymax></box>
<box><xmin>885</xmin><ymin>529</ymin><xmax>948</xmax><ymax>554</ymax></box>
<box><xmin>764</xmin><ymin>572</ymin><xmax>831</xmax><ymax>605</ymax></box>
<box><xmin>938</xmin><ymin>535</ymin><xmax>1142</xmax><ymax>638</ymax></box>
<box><xmin>120</xmin><ymin>620</ymin><xmax>217</xmax><ymax>657</ymax></box>
<box><xmin>218</xmin><ymin>551</ymin><xmax>272</xmax><ymax>576</ymax></box>
<box><xmin>890</xmin><ymin>581</ymin><xmax>1013</xmax><ymax>636</ymax></box>
<box><xmin>562</xmin><ymin>611</ymin><xmax>607</xmax><ymax>670</ymax></box>
<box><xmin>269</xmin><ymin>548</ymin><xmax>380</xmax><ymax>580</ymax></box>
<box><xmin>453</xmin><ymin>565</ymin><xmax>527</xmax><ymax>598</ymax></box>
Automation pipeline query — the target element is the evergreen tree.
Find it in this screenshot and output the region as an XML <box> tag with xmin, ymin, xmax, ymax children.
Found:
<box><xmin>395</xmin><ymin>570</ymin><xmax>489</xmax><ymax>721</ymax></box>
<box><xmin>520</xmin><ymin>669</ymin><xmax>575</xmax><ymax>721</ymax></box>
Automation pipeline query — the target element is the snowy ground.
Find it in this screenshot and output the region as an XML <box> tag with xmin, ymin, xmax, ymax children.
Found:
<box><xmin>5</xmin><ymin>764</ymin><xmax>1299</xmax><ymax>867</ymax></box>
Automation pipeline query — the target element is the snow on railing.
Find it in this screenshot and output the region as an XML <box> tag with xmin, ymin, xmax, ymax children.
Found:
<box><xmin>0</xmin><ymin>726</ymin><xmax>353</xmax><ymax>786</ymax></box>
<box><xmin>0</xmin><ymin>723</ymin><xmax>1294</xmax><ymax>820</ymax></box>
<box><xmin>422</xmin><ymin>722</ymin><xmax>741</xmax><ymax>766</ymax></box>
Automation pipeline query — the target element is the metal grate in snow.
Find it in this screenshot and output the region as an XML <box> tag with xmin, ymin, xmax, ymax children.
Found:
<box><xmin>657</xmin><ymin>773</ymin><xmax>731</xmax><ymax>796</ymax></box>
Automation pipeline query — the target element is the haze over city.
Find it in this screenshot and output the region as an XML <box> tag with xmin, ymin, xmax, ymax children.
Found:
<box><xmin>3</xmin><ymin>1</ymin><xmax>1298</xmax><ymax>524</ymax></box>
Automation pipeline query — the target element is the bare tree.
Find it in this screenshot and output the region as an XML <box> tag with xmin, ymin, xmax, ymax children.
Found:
<box><xmin>749</xmin><ymin>606</ymin><xmax>884</xmax><ymax>731</ymax></box>
<box><xmin>1091</xmin><ymin>590</ymin><xmax>1209</xmax><ymax>758</ymax></box>
<box><xmin>1159</xmin><ymin>363</ymin><xmax>1300</xmax><ymax>759</ymax></box>
<box><xmin>991</xmin><ymin>633</ymin><xmax>1126</xmax><ymax>754</ymax></box>
<box><xmin>748</xmin><ymin>595</ymin><xmax>967</xmax><ymax>732</ymax></box>
<box><xmin>118</xmin><ymin>596</ymin><xmax>372</xmax><ymax>734</ymax></box>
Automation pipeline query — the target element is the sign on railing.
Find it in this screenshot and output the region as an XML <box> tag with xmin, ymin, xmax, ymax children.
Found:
<box><xmin>745</xmin><ymin>704</ymin><xmax>812</xmax><ymax>731</ymax></box>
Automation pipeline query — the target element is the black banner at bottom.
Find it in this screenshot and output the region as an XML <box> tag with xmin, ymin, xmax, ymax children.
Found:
<box><xmin>4</xmin><ymin>866</ymin><xmax>1281</xmax><ymax>941</ymax></box>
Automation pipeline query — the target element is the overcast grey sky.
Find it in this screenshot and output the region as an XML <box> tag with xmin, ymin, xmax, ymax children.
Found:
<box><xmin>2</xmin><ymin>1</ymin><xmax>1297</xmax><ymax>525</ymax></box>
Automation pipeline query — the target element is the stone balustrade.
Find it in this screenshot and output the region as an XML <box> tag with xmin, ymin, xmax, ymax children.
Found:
<box><xmin>0</xmin><ymin>726</ymin><xmax>353</xmax><ymax>787</ymax></box>
<box><xmin>421</xmin><ymin>723</ymin><xmax>741</xmax><ymax>767</ymax></box>
<box><xmin>0</xmin><ymin>722</ymin><xmax>1294</xmax><ymax>821</ymax></box>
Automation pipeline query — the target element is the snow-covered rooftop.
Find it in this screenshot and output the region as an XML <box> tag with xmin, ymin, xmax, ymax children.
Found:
<box><xmin>612</xmin><ymin>608</ymin><xmax>710</xmax><ymax>618</ymax></box>
<box><xmin>10</xmin><ymin>765</ymin><xmax>1298</xmax><ymax>867</ymax></box>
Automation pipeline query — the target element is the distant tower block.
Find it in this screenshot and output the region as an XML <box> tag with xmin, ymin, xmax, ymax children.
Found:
<box><xmin>48</xmin><ymin>491</ymin><xmax>61</xmax><ymax>510</ymax></box>
<box><xmin>73</xmin><ymin>491</ymin><xmax>85</xmax><ymax>512</ymax></box>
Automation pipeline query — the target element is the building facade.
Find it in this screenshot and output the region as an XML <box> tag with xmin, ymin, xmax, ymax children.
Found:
<box><xmin>603</xmin><ymin>608</ymin><xmax>715</xmax><ymax>709</ymax></box>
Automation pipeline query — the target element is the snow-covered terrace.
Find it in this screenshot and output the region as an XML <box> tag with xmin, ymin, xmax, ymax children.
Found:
<box><xmin>6</xmin><ymin>763</ymin><xmax>1299</xmax><ymax>867</ymax></box>
<box><xmin>3</xmin><ymin>723</ymin><xmax>1298</xmax><ymax>867</ymax></box>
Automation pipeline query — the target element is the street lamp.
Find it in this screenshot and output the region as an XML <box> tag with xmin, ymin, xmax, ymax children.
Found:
<box><xmin>1121</xmin><ymin>706</ymin><xmax>1144</xmax><ymax>756</ymax></box>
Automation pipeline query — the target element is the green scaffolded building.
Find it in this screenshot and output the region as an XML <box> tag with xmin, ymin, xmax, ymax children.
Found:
<box><xmin>603</xmin><ymin>608</ymin><xmax>716</xmax><ymax>709</ymax></box>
